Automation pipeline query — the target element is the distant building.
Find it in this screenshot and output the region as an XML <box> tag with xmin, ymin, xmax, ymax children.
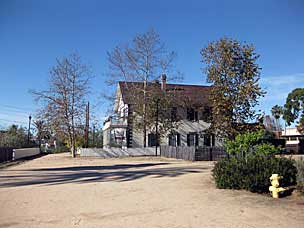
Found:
<box><xmin>281</xmin><ymin>128</ymin><xmax>304</xmax><ymax>153</ymax></box>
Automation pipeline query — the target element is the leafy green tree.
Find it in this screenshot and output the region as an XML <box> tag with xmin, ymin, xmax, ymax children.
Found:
<box><xmin>201</xmin><ymin>38</ymin><xmax>265</xmax><ymax>139</ymax></box>
<box><xmin>225</xmin><ymin>130</ymin><xmax>277</xmax><ymax>157</ymax></box>
<box><xmin>283</xmin><ymin>88</ymin><xmax>304</xmax><ymax>133</ymax></box>
<box><xmin>0</xmin><ymin>125</ymin><xmax>29</xmax><ymax>148</ymax></box>
<box><xmin>271</xmin><ymin>105</ymin><xmax>283</xmax><ymax>130</ymax></box>
<box><xmin>254</xmin><ymin>143</ymin><xmax>277</xmax><ymax>156</ymax></box>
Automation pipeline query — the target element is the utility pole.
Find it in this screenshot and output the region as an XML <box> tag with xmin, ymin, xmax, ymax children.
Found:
<box><xmin>92</xmin><ymin>124</ymin><xmax>96</xmax><ymax>147</ymax></box>
<box><xmin>85</xmin><ymin>102</ymin><xmax>90</xmax><ymax>148</ymax></box>
<box><xmin>143</xmin><ymin>80</ymin><xmax>147</xmax><ymax>148</ymax></box>
<box><xmin>155</xmin><ymin>99</ymin><xmax>159</xmax><ymax>156</ymax></box>
<box><xmin>27</xmin><ymin>115</ymin><xmax>32</xmax><ymax>145</ymax></box>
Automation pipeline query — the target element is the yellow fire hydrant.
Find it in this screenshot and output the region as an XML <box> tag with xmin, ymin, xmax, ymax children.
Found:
<box><xmin>269</xmin><ymin>174</ymin><xmax>286</xmax><ymax>198</ymax></box>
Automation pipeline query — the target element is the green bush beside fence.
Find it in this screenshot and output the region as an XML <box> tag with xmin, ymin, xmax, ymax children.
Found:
<box><xmin>295</xmin><ymin>158</ymin><xmax>304</xmax><ymax>193</ymax></box>
<box><xmin>212</xmin><ymin>156</ymin><xmax>297</xmax><ymax>193</ymax></box>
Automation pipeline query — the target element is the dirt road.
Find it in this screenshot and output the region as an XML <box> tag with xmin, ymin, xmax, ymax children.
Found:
<box><xmin>0</xmin><ymin>153</ymin><xmax>303</xmax><ymax>228</ymax></box>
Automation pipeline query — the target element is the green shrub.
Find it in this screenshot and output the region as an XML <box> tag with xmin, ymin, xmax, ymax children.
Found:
<box><xmin>42</xmin><ymin>145</ymin><xmax>70</xmax><ymax>154</ymax></box>
<box><xmin>225</xmin><ymin>130</ymin><xmax>279</xmax><ymax>157</ymax></box>
<box><xmin>212</xmin><ymin>156</ymin><xmax>297</xmax><ymax>193</ymax></box>
<box><xmin>295</xmin><ymin>158</ymin><xmax>304</xmax><ymax>193</ymax></box>
<box><xmin>255</xmin><ymin>143</ymin><xmax>277</xmax><ymax>156</ymax></box>
<box><xmin>53</xmin><ymin>145</ymin><xmax>70</xmax><ymax>153</ymax></box>
<box><xmin>225</xmin><ymin>130</ymin><xmax>264</xmax><ymax>155</ymax></box>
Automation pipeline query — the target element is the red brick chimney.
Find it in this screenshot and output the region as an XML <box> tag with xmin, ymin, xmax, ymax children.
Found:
<box><xmin>161</xmin><ymin>74</ymin><xmax>166</xmax><ymax>91</ymax></box>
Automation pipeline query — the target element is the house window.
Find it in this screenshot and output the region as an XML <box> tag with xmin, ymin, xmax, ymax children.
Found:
<box><xmin>204</xmin><ymin>134</ymin><xmax>211</xmax><ymax>146</ymax></box>
<box><xmin>187</xmin><ymin>108</ymin><xmax>198</xmax><ymax>121</ymax></box>
<box><xmin>168</xmin><ymin>133</ymin><xmax>181</xmax><ymax>147</ymax></box>
<box><xmin>171</xmin><ymin>107</ymin><xmax>177</xmax><ymax>121</ymax></box>
<box><xmin>148</xmin><ymin>133</ymin><xmax>158</xmax><ymax>147</ymax></box>
<box><xmin>201</xmin><ymin>107</ymin><xmax>212</xmax><ymax>122</ymax></box>
<box><xmin>123</xmin><ymin>107</ymin><xmax>128</xmax><ymax>117</ymax></box>
<box><xmin>187</xmin><ymin>133</ymin><xmax>199</xmax><ymax>146</ymax></box>
<box><xmin>203</xmin><ymin>134</ymin><xmax>215</xmax><ymax>147</ymax></box>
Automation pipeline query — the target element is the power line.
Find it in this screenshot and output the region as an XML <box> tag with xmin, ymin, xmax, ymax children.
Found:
<box><xmin>0</xmin><ymin>103</ymin><xmax>34</xmax><ymax>112</ymax></box>
<box><xmin>0</xmin><ymin>108</ymin><xmax>32</xmax><ymax>115</ymax></box>
<box><xmin>0</xmin><ymin>118</ymin><xmax>28</xmax><ymax>124</ymax></box>
<box><xmin>0</xmin><ymin>111</ymin><xmax>29</xmax><ymax>118</ymax></box>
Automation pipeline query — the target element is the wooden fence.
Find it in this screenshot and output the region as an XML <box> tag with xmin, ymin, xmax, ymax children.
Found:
<box><xmin>0</xmin><ymin>147</ymin><xmax>13</xmax><ymax>163</ymax></box>
<box><xmin>160</xmin><ymin>146</ymin><xmax>196</xmax><ymax>161</ymax></box>
<box><xmin>160</xmin><ymin>146</ymin><xmax>227</xmax><ymax>161</ymax></box>
<box><xmin>195</xmin><ymin>147</ymin><xmax>227</xmax><ymax>161</ymax></box>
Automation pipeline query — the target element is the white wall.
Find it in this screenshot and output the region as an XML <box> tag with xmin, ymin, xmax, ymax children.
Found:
<box><xmin>130</xmin><ymin>119</ymin><xmax>222</xmax><ymax>148</ymax></box>
<box><xmin>282</xmin><ymin>128</ymin><xmax>301</xmax><ymax>136</ymax></box>
<box><xmin>14</xmin><ymin>148</ymin><xmax>40</xmax><ymax>160</ymax></box>
<box><xmin>79</xmin><ymin>147</ymin><xmax>157</xmax><ymax>158</ymax></box>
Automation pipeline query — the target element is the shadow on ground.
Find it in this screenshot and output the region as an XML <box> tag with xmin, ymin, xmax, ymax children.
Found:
<box><xmin>0</xmin><ymin>162</ymin><xmax>208</xmax><ymax>188</ymax></box>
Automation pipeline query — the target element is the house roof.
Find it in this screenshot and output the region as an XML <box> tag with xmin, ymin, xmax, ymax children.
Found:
<box><xmin>117</xmin><ymin>81</ymin><xmax>212</xmax><ymax>107</ymax></box>
<box><xmin>281</xmin><ymin>128</ymin><xmax>302</xmax><ymax>137</ymax></box>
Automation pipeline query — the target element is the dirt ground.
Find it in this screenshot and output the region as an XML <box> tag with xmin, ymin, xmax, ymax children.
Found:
<box><xmin>0</xmin><ymin>153</ymin><xmax>303</xmax><ymax>228</ymax></box>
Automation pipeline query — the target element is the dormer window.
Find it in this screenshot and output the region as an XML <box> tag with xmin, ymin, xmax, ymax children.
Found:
<box><xmin>201</xmin><ymin>106</ymin><xmax>212</xmax><ymax>122</ymax></box>
<box><xmin>187</xmin><ymin>108</ymin><xmax>198</xmax><ymax>121</ymax></box>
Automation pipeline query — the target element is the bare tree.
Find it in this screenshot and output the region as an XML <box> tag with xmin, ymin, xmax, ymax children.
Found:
<box><xmin>33</xmin><ymin>119</ymin><xmax>45</xmax><ymax>148</ymax></box>
<box><xmin>106</xmin><ymin>29</ymin><xmax>182</xmax><ymax>147</ymax></box>
<box><xmin>31</xmin><ymin>53</ymin><xmax>92</xmax><ymax>157</ymax></box>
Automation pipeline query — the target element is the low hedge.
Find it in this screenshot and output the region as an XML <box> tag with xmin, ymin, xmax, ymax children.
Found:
<box><xmin>212</xmin><ymin>156</ymin><xmax>297</xmax><ymax>193</ymax></box>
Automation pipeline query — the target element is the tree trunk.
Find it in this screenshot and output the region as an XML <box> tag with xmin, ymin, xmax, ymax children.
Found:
<box><xmin>71</xmin><ymin>76</ymin><xmax>76</xmax><ymax>158</ymax></box>
<box><xmin>71</xmin><ymin>128</ymin><xmax>76</xmax><ymax>158</ymax></box>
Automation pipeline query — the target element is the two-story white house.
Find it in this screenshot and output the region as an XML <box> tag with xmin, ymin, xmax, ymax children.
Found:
<box><xmin>103</xmin><ymin>75</ymin><xmax>222</xmax><ymax>149</ymax></box>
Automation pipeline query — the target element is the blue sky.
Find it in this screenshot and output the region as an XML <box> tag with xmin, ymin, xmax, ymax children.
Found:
<box><xmin>0</xmin><ymin>0</ymin><xmax>304</xmax><ymax>128</ymax></box>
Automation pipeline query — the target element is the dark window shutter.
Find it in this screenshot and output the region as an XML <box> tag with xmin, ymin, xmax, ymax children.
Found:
<box><xmin>187</xmin><ymin>134</ymin><xmax>190</xmax><ymax>146</ymax></box>
<box><xmin>195</xmin><ymin>134</ymin><xmax>199</xmax><ymax>146</ymax></box>
<box><xmin>177</xmin><ymin>134</ymin><xmax>181</xmax><ymax>146</ymax></box>
<box><xmin>148</xmin><ymin>134</ymin><xmax>151</xmax><ymax>147</ymax></box>
<box><xmin>148</xmin><ymin>134</ymin><xmax>156</xmax><ymax>147</ymax></box>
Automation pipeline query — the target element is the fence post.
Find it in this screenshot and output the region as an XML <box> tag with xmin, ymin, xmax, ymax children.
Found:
<box><xmin>12</xmin><ymin>149</ymin><xmax>15</xmax><ymax>161</ymax></box>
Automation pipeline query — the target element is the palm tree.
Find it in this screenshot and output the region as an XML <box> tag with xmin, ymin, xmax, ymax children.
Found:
<box><xmin>271</xmin><ymin>105</ymin><xmax>283</xmax><ymax>131</ymax></box>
